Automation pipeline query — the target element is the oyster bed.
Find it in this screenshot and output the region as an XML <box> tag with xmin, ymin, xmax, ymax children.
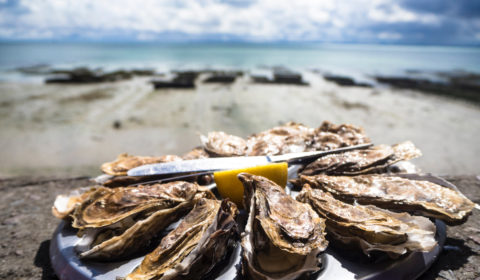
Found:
<box><xmin>49</xmin><ymin>171</ymin><xmax>449</xmax><ymax>280</ymax></box>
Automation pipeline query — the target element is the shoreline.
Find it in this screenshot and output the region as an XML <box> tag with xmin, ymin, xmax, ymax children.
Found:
<box><xmin>0</xmin><ymin>72</ymin><xmax>480</xmax><ymax>177</ymax></box>
<box><xmin>4</xmin><ymin>65</ymin><xmax>480</xmax><ymax>101</ymax></box>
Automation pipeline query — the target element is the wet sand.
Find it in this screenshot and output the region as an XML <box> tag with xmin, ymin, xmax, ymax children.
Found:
<box><xmin>0</xmin><ymin>72</ymin><xmax>479</xmax><ymax>177</ymax></box>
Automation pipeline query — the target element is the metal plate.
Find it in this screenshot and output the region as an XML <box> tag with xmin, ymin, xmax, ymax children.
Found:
<box><xmin>50</xmin><ymin>172</ymin><xmax>448</xmax><ymax>280</ymax></box>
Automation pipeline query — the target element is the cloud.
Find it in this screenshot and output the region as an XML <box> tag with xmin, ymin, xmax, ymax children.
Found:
<box><xmin>378</xmin><ymin>32</ymin><xmax>402</xmax><ymax>40</ymax></box>
<box><xmin>399</xmin><ymin>0</ymin><xmax>480</xmax><ymax>18</ymax></box>
<box><xmin>0</xmin><ymin>0</ymin><xmax>478</xmax><ymax>45</ymax></box>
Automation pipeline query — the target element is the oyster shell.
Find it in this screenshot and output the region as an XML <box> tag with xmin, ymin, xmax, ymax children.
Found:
<box><xmin>125</xmin><ymin>198</ymin><xmax>238</xmax><ymax>280</ymax></box>
<box><xmin>314</xmin><ymin>120</ymin><xmax>370</xmax><ymax>147</ymax></box>
<box><xmin>52</xmin><ymin>187</ymin><xmax>97</xmax><ymax>219</ymax></box>
<box><xmin>72</xmin><ymin>182</ymin><xmax>215</xmax><ymax>260</ymax></box>
<box><xmin>300</xmin><ymin>141</ymin><xmax>421</xmax><ymax>176</ymax></box>
<box><xmin>297</xmin><ymin>185</ymin><xmax>436</xmax><ymax>257</ymax></box>
<box><xmin>182</xmin><ymin>147</ymin><xmax>210</xmax><ymax>160</ymax></box>
<box><xmin>298</xmin><ymin>174</ymin><xmax>476</xmax><ymax>225</ymax></box>
<box><xmin>199</xmin><ymin>122</ymin><xmax>370</xmax><ymax>158</ymax></box>
<box><xmin>201</xmin><ymin>131</ymin><xmax>247</xmax><ymax>157</ymax></box>
<box><xmin>246</xmin><ymin>121</ymin><xmax>370</xmax><ymax>156</ymax></box>
<box><xmin>101</xmin><ymin>153</ymin><xmax>183</xmax><ymax>176</ymax></box>
<box><xmin>238</xmin><ymin>173</ymin><xmax>328</xmax><ymax>280</ymax></box>
<box><xmin>246</xmin><ymin>122</ymin><xmax>315</xmax><ymax>156</ymax></box>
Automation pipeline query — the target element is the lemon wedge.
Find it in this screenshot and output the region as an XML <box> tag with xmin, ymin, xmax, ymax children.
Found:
<box><xmin>213</xmin><ymin>162</ymin><xmax>288</xmax><ymax>207</ymax></box>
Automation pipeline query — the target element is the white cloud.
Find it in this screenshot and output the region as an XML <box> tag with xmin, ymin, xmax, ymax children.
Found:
<box><xmin>0</xmin><ymin>0</ymin><xmax>364</xmax><ymax>40</ymax></box>
<box><xmin>368</xmin><ymin>1</ymin><xmax>440</xmax><ymax>25</ymax></box>
<box><xmin>378</xmin><ymin>32</ymin><xmax>402</xmax><ymax>40</ymax></box>
<box><xmin>0</xmin><ymin>0</ymin><xmax>475</xmax><ymax>43</ymax></box>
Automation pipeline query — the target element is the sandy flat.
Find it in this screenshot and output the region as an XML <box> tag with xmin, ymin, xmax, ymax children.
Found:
<box><xmin>0</xmin><ymin>73</ymin><xmax>479</xmax><ymax>177</ymax></box>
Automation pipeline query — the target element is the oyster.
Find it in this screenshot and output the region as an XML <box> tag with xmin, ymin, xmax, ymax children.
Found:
<box><xmin>246</xmin><ymin>121</ymin><xmax>370</xmax><ymax>156</ymax></box>
<box><xmin>182</xmin><ymin>147</ymin><xmax>210</xmax><ymax>160</ymax></box>
<box><xmin>314</xmin><ymin>120</ymin><xmax>370</xmax><ymax>147</ymax></box>
<box><xmin>201</xmin><ymin>131</ymin><xmax>247</xmax><ymax>157</ymax></box>
<box><xmin>300</xmin><ymin>141</ymin><xmax>421</xmax><ymax>176</ymax></box>
<box><xmin>297</xmin><ymin>185</ymin><xmax>436</xmax><ymax>256</ymax></box>
<box><xmin>52</xmin><ymin>187</ymin><xmax>97</xmax><ymax>219</ymax></box>
<box><xmin>198</xmin><ymin>122</ymin><xmax>370</xmax><ymax>157</ymax></box>
<box><xmin>101</xmin><ymin>153</ymin><xmax>183</xmax><ymax>176</ymax></box>
<box><xmin>72</xmin><ymin>182</ymin><xmax>215</xmax><ymax>260</ymax></box>
<box><xmin>298</xmin><ymin>174</ymin><xmax>476</xmax><ymax>225</ymax></box>
<box><xmin>125</xmin><ymin>198</ymin><xmax>238</xmax><ymax>280</ymax></box>
<box><xmin>246</xmin><ymin>122</ymin><xmax>315</xmax><ymax>156</ymax></box>
<box><xmin>238</xmin><ymin>173</ymin><xmax>328</xmax><ymax>280</ymax></box>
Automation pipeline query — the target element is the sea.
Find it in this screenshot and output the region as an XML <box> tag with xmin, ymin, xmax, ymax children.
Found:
<box><xmin>0</xmin><ymin>42</ymin><xmax>479</xmax><ymax>82</ymax></box>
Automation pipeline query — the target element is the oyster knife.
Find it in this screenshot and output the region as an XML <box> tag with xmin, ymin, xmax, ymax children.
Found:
<box><xmin>127</xmin><ymin>143</ymin><xmax>372</xmax><ymax>177</ymax></box>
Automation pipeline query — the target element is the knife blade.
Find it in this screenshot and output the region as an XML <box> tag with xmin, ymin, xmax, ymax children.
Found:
<box><xmin>127</xmin><ymin>143</ymin><xmax>372</xmax><ymax>176</ymax></box>
<box><xmin>127</xmin><ymin>156</ymin><xmax>270</xmax><ymax>176</ymax></box>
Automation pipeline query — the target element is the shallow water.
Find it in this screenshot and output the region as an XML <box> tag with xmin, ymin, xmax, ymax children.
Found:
<box><xmin>1</xmin><ymin>42</ymin><xmax>479</xmax><ymax>81</ymax></box>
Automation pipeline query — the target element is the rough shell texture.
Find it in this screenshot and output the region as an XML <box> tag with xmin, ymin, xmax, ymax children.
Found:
<box><xmin>101</xmin><ymin>153</ymin><xmax>183</xmax><ymax>176</ymax></box>
<box><xmin>299</xmin><ymin>174</ymin><xmax>476</xmax><ymax>225</ymax></box>
<box><xmin>238</xmin><ymin>173</ymin><xmax>328</xmax><ymax>280</ymax></box>
<box><xmin>300</xmin><ymin>141</ymin><xmax>421</xmax><ymax>176</ymax></box>
<box><xmin>246</xmin><ymin>122</ymin><xmax>315</xmax><ymax>156</ymax></box>
<box><xmin>72</xmin><ymin>182</ymin><xmax>215</xmax><ymax>260</ymax></box>
<box><xmin>52</xmin><ymin>187</ymin><xmax>97</xmax><ymax>219</ymax></box>
<box><xmin>126</xmin><ymin>198</ymin><xmax>238</xmax><ymax>280</ymax></box>
<box><xmin>315</xmin><ymin>121</ymin><xmax>370</xmax><ymax>147</ymax></box>
<box><xmin>72</xmin><ymin>182</ymin><xmax>212</xmax><ymax>228</ymax></box>
<box><xmin>181</xmin><ymin>147</ymin><xmax>210</xmax><ymax>160</ymax></box>
<box><xmin>297</xmin><ymin>185</ymin><xmax>436</xmax><ymax>257</ymax></box>
<box><xmin>199</xmin><ymin>121</ymin><xmax>370</xmax><ymax>158</ymax></box>
<box><xmin>201</xmin><ymin>131</ymin><xmax>248</xmax><ymax>157</ymax></box>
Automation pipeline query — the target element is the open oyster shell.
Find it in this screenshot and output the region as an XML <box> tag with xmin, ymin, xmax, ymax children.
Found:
<box><xmin>72</xmin><ymin>182</ymin><xmax>215</xmax><ymax>260</ymax></box>
<box><xmin>300</xmin><ymin>141</ymin><xmax>421</xmax><ymax>176</ymax></box>
<box><xmin>238</xmin><ymin>173</ymin><xmax>328</xmax><ymax>280</ymax></box>
<box><xmin>52</xmin><ymin>187</ymin><xmax>98</xmax><ymax>219</ymax></box>
<box><xmin>297</xmin><ymin>185</ymin><xmax>436</xmax><ymax>257</ymax></box>
<box><xmin>125</xmin><ymin>198</ymin><xmax>238</xmax><ymax>280</ymax></box>
<box><xmin>101</xmin><ymin>153</ymin><xmax>183</xmax><ymax>176</ymax></box>
<box><xmin>298</xmin><ymin>174</ymin><xmax>476</xmax><ymax>225</ymax></box>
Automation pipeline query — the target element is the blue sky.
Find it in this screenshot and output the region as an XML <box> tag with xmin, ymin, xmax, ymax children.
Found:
<box><xmin>0</xmin><ymin>0</ymin><xmax>479</xmax><ymax>45</ymax></box>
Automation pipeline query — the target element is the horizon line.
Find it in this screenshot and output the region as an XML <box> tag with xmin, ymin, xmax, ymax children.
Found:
<box><xmin>0</xmin><ymin>39</ymin><xmax>479</xmax><ymax>48</ymax></box>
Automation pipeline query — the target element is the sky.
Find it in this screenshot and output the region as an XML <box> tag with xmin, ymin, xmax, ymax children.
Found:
<box><xmin>0</xmin><ymin>0</ymin><xmax>479</xmax><ymax>45</ymax></box>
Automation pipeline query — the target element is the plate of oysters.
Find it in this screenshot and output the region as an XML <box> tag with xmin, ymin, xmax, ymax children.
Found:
<box><xmin>50</xmin><ymin>121</ymin><xmax>477</xmax><ymax>280</ymax></box>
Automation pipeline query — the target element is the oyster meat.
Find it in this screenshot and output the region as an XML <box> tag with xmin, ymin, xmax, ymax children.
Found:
<box><xmin>297</xmin><ymin>185</ymin><xmax>436</xmax><ymax>256</ymax></box>
<box><xmin>101</xmin><ymin>153</ymin><xmax>183</xmax><ymax>176</ymax></box>
<box><xmin>125</xmin><ymin>198</ymin><xmax>238</xmax><ymax>280</ymax></box>
<box><xmin>298</xmin><ymin>174</ymin><xmax>476</xmax><ymax>225</ymax></box>
<box><xmin>72</xmin><ymin>181</ymin><xmax>214</xmax><ymax>260</ymax></box>
<box><xmin>238</xmin><ymin>173</ymin><xmax>328</xmax><ymax>280</ymax></box>
<box><xmin>201</xmin><ymin>131</ymin><xmax>248</xmax><ymax>157</ymax></box>
<box><xmin>300</xmin><ymin>141</ymin><xmax>421</xmax><ymax>176</ymax></box>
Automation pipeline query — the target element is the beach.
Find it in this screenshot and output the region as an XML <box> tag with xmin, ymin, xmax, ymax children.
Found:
<box><xmin>1</xmin><ymin>71</ymin><xmax>479</xmax><ymax>177</ymax></box>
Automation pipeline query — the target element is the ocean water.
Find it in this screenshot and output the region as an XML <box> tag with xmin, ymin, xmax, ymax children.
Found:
<box><xmin>0</xmin><ymin>42</ymin><xmax>479</xmax><ymax>81</ymax></box>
